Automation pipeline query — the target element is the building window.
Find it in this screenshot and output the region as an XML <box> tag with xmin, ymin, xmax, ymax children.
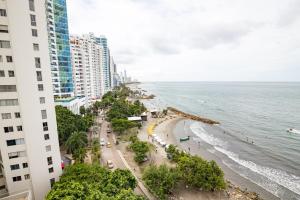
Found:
<box><xmin>31</xmin><ymin>29</ymin><xmax>38</xmax><ymax>37</ymax></box>
<box><xmin>6</xmin><ymin>138</ymin><xmax>25</xmax><ymax>146</ymax></box>
<box><xmin>33</xmin><ymin>43</ymin><xmax>39</xmax><ymax>51</ymax></box>
<box><xmin>43</xmin><ymin>122</ymin><xmax>48</xmax><ymax>131</ymax></box>
<box><xmin>12</xmin><ymin>176</ymin><xmax>22</xmax><ymax>182</ymax></box>
<box><xmin>8</xmin><ymin>71</ymin><xmax>14</xmax><ymax>77</ymax></box>
<box><xmin>17</xmin><ymin>126</ymin><xmax>22</xmax><ymax>131</ymax></box>
<box><xmin>36</xmin><ymin>71</ymin><xmax>42</xmax><ymax>81</ymax></box>
<box><xmin>6</xmin><ymin>56</ymin><xmax>13</xmax><ymax>62</ymax></box>
<box><xmin>38</xmin><ymin>84</ymin><xmax>43</xmax><ymax>91</ymax></box>
<box><xmin>48</xmin><ymin>167</ymin><xmax>54</xmax><ymax>173</ymax></box>
<box><xmin>24</xmin><ymin>174</ymin><xmax>30</xmax><ymax>180</ymax></box>
<box><xmin>10</xmin><ymin>164</ymin><xmax>20</xmax><ymax>171</ymax></box>
<box><xmin>29</xmin><ymin>0</ymin><xmax>35</xmax><ymax>11</ymax></box>
<box><xmin>35</xmin><ymin>57</ymin><xmax>41</xmax><ymax>68</ymax></box>
<box><xmin>1</xmin><ymin>113</ymin><xmax>11</xmax><ymax>119</ymax></box>
<box><xmin>0</xmin><ymin>9</ymin><xmax>7</xmax><ymax>17</ymax></box>
<box><xmin>44</xmin><ymin>134</ymin><xmax>50</xmax><ymax>140</ymax></box>
<box><xmin>46</xmin><ymin>145</ymin><xmax>51</xmax><ymax>152</ymax></box>
<box><xmin>22</xmin><ymin>163</ymin><xmax>28</xmax><ymax>168</ymax></box>
<box><xmin>0</xmin><ymin>40</ymin><xmax>10</xmax><ymax>48</ymax></box>
<box><xmin>15</xmin><ymin>112</ymin><xmax>21</xmax><ymax>118</ymax></box>
<box><xmin>0</xmin><ymin>25</ymin><xmax>8</xmax><ymax>33</ymax></box>
<box><xmin>0</xmin><ymin>85</ymin><xmax>17</xmax><ymax>92</ymax></box>
<box><xmin>39</xmin><ymin>97</ymin><xmax>45</xmax><ymax>104</ymax></box>
<box><xmin>30</xmin><ymin>14</ymin><xmax>36</xmax><ymax>26</ymax></box>
<box><xmin>0</xmin><ymin>99</ymin><xmax>18</xmax><ymax>106</ymax></box>
<box><xmin>0</xmin><ymin>70</ymin><xmax>4</xmax><ymax>77</ymax></box>
<box><xmin>47</xmin><ymin>157</ymin><xmax>53</xmax><ymax>165</ymax></box>
<box><xmin>4</xmin><ymin>126</ymin><xmax>13</xmax><ymax>133</ymax></box>
<box><xmin>8</xmin><ymin>151</ymin><xmax>26</xmax><ymax>159</ymax></box>
<box><xmin>41</xmin><ymin>110</ymin><xmax>47</xmax><ymax>119</ymax></box>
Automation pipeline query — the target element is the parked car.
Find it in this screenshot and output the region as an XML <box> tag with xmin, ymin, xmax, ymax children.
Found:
<box><xmin>100</xmin><ymin>138</ymin><xmax>105</xmax><ymax>146</ymax></box>
<box><xmin>106</xmin><ymin>142</ymin><xmax>112</xmax><ymax>148</ymax></box>
<box><xmin>106</xmin><ymin>129</ymin><xmax>112</xmax><ymax>133</ymax></box>
<box><xmin>107</xmin><ymin>160</ymin><xmax>114</xmax><ymax>169</ymax></box>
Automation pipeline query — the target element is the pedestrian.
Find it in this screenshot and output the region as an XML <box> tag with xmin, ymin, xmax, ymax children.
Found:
<box><xmin>188</xmin><ymin>147</ymin><xmax>190</xmax><ymax>152</ymax></box>
<box><xmin>167</xmin><ymin>134</ymin><xmax>168</xmax><ymax>137</ymax></box>
<box><xmin>198</xmin><ymin>141</ymin><xmax>200</xmax><ymax>148</ymax></box>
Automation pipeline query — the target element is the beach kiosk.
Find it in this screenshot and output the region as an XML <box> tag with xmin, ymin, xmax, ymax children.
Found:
<box><xmin>141</xmin><ymin>112</ymin><xmax>147</xmax><ymax>121</ymax></box>
<box><xmin>128</xmin><ymin>116</ymin><xmax>143</xmax><ymax>124</ymax></box>
<box><xmin>150</xmin><ymin>109</ymin><xmax>158</xmax><ymax>118</ymax></box>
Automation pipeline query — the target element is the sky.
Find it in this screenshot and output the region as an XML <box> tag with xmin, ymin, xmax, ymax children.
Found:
<box><xmin>67</xmin><ymin>0</ymin><xmax>300</xmax><ymax>82</ymax></box>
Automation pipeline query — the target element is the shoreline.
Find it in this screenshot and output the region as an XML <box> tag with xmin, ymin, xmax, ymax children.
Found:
<box><xmin>165</xmin><ymin>117</ymin><xmax>279</xmax><ymax>200</ymax></box>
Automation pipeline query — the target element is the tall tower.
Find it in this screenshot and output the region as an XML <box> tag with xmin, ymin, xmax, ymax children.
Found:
<box><xmin>0</xmin><ymin>0</ymin><xmax>62</xmax><ymax>199</ymax></box>
<box><xmin>46</xmin><ymin>0</ymin><xmax>73</xmax><ymax>98</ymax></box>
<box><xmin>96</xmin><ymin>36</ymin><xmax>111</xmax><ymax>93</ymax></box>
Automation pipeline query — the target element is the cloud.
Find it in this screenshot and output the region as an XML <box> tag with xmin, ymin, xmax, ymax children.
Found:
<box><xmin>67</xmin><ymin>0</ymin><xmax>300</xmax><ymax>81</ymax></box>
<box><xmin>277</xmin><ymin>0</ymin><xmax>300</xmax><ymax>27</ymax></box>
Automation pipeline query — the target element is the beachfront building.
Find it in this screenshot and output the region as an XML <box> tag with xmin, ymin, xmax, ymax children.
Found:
<box><xmin>46</xmin><ymin>0</ymin><xmax>85</xmax><ymax>114</ymax></box>
<box><xmin>46</xmin><ymin>0</ymin><xmax>73</xmax><ymax>98</ymax></box>
<box><xmin>70</xmin><ymin>33</ymin><xmax>104</xmax><ymax>105</ymax></box>
<box><xmin>110</xmin><ymin>56</ymin><xmax>121</xmax><ymax>88</ymax></box>
<box><xmin>0</xmin><ymin>0</ymin><xmax>62</xmax><ymax>199</ymax></box>
<box><xmin>96</xmin><ymin>36</ymin><xmax>111</xmax><ymax>93</ymax></box>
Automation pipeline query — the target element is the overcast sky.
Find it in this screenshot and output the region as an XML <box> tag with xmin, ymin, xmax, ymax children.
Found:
<box><xmin>67</xmin><ymin>0</ymin><xmax>300</xmax><ymax>82</ymax></box>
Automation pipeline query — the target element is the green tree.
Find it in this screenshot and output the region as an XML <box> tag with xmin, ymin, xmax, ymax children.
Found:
<box><xmin>73</xmin><ymin>148</ymin><xmax>87</xmax><ymax>164</ymax></box>
<box><xmin>46</xmin><ymin>164</ymin><xmax>142</xmax><ymax>200</ymax></box>
<box><xmin>177</xmin><ymin>155</ymin><xmax>226</xmax><ymax>191</ymax></box>
<box><xmin>111</xmin><ymin>118</ymin><xmax>138</xmax><ymax>134</ymax></box>
<box><xmin>46</xmin><ymin>181</ymin><xmax>87</xmax><ymax>200</ymax></box>
<box><xmin>129</xmin><ymin>138</ymin><xmax>150</xmax><ymax>164</ymax></box>
<box><xmin>142</xmin><ymin>165</ymin><xmax>179</xmax><ymax>200</ymax></box>
<box><xmin>79</xmin><ymin>106</ymin><xmax>86</xmax><ymax>115</ymax></box>
<box><xmin>65</xmin><ymin>131</ymin><xmax>88</xmax><ymax>154</ymax></box>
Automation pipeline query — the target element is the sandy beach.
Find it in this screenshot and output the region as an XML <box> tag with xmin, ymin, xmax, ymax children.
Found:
<box><xmin>152</xmin><ymin>115</ymin><xmax>280</xmax><ymax>200</ymax></box>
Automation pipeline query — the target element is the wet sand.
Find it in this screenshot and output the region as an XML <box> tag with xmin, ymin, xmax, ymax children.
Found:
<box><xmin>167</xmin><ymin>118</ymin><xmax>280</xmax><ymax>200</ymax></box>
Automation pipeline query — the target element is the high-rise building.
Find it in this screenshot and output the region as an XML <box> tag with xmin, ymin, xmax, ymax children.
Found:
<box><xmin>96</xmin><ymin>36</ymin><xmax>111</xmax><ymax>92</ymax></box>
<box><xmin>70</xmin><ymin>33</ymin><xmax>104</xmax><ymax>105</ymax></box>
<box><xmin>46</xmin><ymin>0</ymin><xmax>73</xmax><ymax>98</ymax></box>
<box><xmin>0</xmin><ymin>1</ymin><xmax>62</xmax><ymax>199</ymax></box>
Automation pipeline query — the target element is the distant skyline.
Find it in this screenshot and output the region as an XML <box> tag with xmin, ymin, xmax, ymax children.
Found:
<box><xmin>67</xmin><ymin>0</ymin><xmax>300</xmax><ymax>82</ymax></box>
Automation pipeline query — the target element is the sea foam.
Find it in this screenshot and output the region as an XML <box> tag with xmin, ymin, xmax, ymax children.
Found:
<box><xmin>190</xmin><ymin>122</ymin><xmax>300</xmax><ymax>197</ymax></box>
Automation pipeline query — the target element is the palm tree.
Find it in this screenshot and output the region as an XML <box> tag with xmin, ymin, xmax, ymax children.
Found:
<box><xmin>65</xmin><ymin>131</ymin><xmax>87</xmax><ymax>154</ymax></box>
<box><xmin>73</xmin><ymin>148</ymin><xmax>87</xmax><ymax>163</ymax></box>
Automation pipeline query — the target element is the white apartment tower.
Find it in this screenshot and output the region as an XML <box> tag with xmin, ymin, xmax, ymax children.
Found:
<box><xmin>70</xmin><ymin>33</ymin><xmax>104</xmax><ymax>104</ymax></box>
<box><xmin>0</xmin><ymin>1</ymin><xmax>62</xmax><ymax>199</ymax></box>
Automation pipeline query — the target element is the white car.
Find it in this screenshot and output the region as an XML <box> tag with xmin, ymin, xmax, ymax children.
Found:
<box><xmin>160</xmin><ymin>141</ymin><xmax>166</xmax><ymax>147</ymax></box>
<box><xmin>100</xmin><ymin>138</ymin><xmax>105</xmax><ymax>146</ymax></box>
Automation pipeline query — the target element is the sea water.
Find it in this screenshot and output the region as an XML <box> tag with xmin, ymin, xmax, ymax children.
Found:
<box><xmin>140</xmin><ymin>82</ymin><xmax>300</xmax><ymax>199</ymax></box>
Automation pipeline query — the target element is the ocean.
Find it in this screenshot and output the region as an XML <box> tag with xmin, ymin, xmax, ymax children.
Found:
<box><xmin>139</xmin><ymin>82</ymin><xmax>300</xmax><ymax>200</ymax></box>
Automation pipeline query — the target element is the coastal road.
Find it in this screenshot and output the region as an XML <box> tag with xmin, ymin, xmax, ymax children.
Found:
<box><xmin>97</xmin><ymin>116</ymin><xmax>147</xmax><ymax>197</ymax></box>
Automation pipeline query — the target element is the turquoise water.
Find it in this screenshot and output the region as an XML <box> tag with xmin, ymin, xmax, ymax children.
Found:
<box><xmin>140</xmin><ymin>82</ymin><xmax>300</xmax><ymax>199</ymax></box>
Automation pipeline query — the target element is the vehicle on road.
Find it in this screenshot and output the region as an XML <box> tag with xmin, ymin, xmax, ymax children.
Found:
<box><xmin>106</xmin><ymin>142</ymin><xmax>112</xmax><ymax>148</ymax></box>
<box><xmin>107</xmin><ymin>160</ymin><xmax>114</xmax><ymax>169</ymax></box>
<box><xmin>100</xmin><ymin>138</ymin><xmax>105</xmax><ymax>146</ymax></box>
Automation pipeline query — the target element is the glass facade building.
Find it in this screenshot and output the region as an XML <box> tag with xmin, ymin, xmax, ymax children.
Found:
<box><xmin>96</xmin><ymin>36</ymin><xmax>111</xmax><ymax>92</ymax></box>
<box><xmin>47</xmin><ymin>0</ymin><xmax>73</xmax><ymax>97</ymax></box>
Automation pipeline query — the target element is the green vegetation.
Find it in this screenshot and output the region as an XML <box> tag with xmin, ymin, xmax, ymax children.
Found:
<box><xmin>46</xmin><ymin>164</ymin><xmax>145</xmax><ymax>200</ymax></box>
<box><xmin>55</xmin><ymin>105</ymin><xmax>94</xmax><ymax>145</ymax></box>
<box><xmin>142</xmin><ymin>164</ymin><xmax>179</xmax><ymax>200</ymax></box>
<box><xmin>177</xmin><ymin>155</ymin><xmax>226</xmax><ymax>191</ymax></box>
<box><xmin>100</xmin><ymin>86</ymin><xmax>146</xmax><ymax>135</ymax></box>
<box><xmin>128</xmin><ymin>136</ymin><xmax>151</xmax><ymax>164</ymax></box>
<box><xmin>91</xmin><ymin>139</ymin><xmax>101</xmax><ymax>164</ymax></box>
<box><xmin>166</xmin><ymin>145</ymin><xmax>226</xmax><ymax>191</ymax></box>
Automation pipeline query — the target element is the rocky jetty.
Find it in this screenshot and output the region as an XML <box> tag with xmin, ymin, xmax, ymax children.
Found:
<box><xmin>167</xmin><ymin>107</ymin><xmax>220</xmax><ymax>125</ymax></box>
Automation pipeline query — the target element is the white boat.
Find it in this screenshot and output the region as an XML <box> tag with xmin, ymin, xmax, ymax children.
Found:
<box><xmin>287</xmin><ymin>128</ymin><xmax>300</xmax><ymax>134</ymax></box>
